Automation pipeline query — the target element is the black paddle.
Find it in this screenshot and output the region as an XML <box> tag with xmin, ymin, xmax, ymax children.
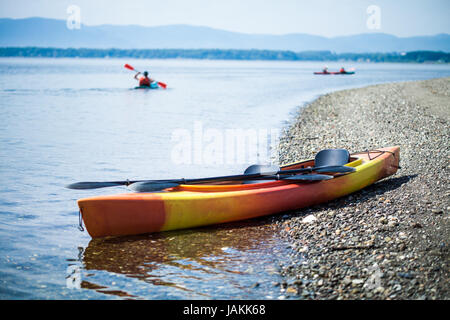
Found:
<box><xmin>129</xmin><ymin>174</ymin><xmax>334</xmax><ymax>192</ymax></box>
<box><xmin>243</xmin><ymin>164</ymin><xmax>354</xmax><ymax>175</ymax></box>
<box><xmin>66</xmin><ymin>149</ymin><xmax>355</xmax><ymax>191</ymax></box>
<box><xmin>66</xmin><ymin>165</ymin><xmax>353</xmax><ymax>190</ymax></box>
<box><xmin>128</xmin><ymin>173</ymin><xmax>334</xmax><ymax>192</ymax></box>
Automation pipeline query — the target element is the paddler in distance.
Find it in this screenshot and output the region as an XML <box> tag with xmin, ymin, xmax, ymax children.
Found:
<box><xmin>134</xmin><ymin>70</ymin><xmax>154</xmax><ymax>87</ymax></box>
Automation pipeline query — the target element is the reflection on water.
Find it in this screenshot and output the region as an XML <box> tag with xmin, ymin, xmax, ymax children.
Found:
<box><xmin>77</xmin><ymin>217</ymin><xmax>296</xmax><ymax>299</ymax></box>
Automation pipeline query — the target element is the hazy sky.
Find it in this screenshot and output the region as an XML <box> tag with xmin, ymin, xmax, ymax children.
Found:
<box><xmin>0</xmin><ymin>0</ymin><xmax>449</xmax><ymax>37</ymax></box>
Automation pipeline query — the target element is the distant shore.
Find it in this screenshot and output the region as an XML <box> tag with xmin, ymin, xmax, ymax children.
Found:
<box><xmin>276</xmin><ymin>77</ymin><xmax>449</xmax><ymax>299</ymax></box>
<box><xmin>0</xmin><ymin>47</ymin><xmax>449</xmax><ymax>63</ymax></box>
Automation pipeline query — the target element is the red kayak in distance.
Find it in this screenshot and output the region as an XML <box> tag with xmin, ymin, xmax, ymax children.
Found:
<box><xmin>314</xmin><ymin>71</ymin><xmax>355</xmax><ymax>75</ymax></box>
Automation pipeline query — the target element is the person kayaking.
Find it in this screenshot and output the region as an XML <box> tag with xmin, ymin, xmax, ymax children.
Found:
<box><xmin>134</xmin><ymin>71</ymin><xmax>154</xmax><ymax>87</ymax></box>
<box><xmin>323</xmin><ymin>66</ymin><xmax>329</xmax><ymax>74</ymax></box>
<box><xmin>339</xmin><ymin>67</ymin><xmax>346</xmax><ymax>74</ymax></box>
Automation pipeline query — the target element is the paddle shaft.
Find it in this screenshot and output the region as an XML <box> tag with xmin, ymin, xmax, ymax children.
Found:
<box><xmin>67</xmin><ymin>165</ymin><xmax>348</xmax><ymax>189</ymax></box>
<box><xmin>148</xmin><ymin>165</ymin><xmax>352</xmax><ymax>185</ymax></box>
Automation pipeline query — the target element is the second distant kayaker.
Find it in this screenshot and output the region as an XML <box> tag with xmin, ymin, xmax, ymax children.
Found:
<box><xmin>134</xmin><ymin>71</ymin><xmax>154</xmax><ymax>87</ymax></box>
<box><xmin>340</xmin><ymin>67</ymin><xmax>346</xmax><ymax>73</ymax></box>
<box><xmin>323</xmin><ymin>66</ymin><xmax>329</xmax><ymax>74</ymax></box>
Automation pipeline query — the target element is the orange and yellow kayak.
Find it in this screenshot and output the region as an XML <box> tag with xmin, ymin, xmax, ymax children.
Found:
<box><xmin>78</xmin><ymin>147</ymin><xmax>399</xmax><ymax>238</ymax></box>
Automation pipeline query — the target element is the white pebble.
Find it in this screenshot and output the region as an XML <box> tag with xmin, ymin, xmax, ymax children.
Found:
<box><xmin>302</xmin><ymin>215</ymin><xmax>317</xmax><ymax>223</ymax></box>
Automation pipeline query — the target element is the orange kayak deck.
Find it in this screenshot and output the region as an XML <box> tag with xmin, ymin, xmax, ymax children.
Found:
<box><xmin>78</xmin><ymin>147</ymin><xmax>400</xmax><ymax>238</ymax></box>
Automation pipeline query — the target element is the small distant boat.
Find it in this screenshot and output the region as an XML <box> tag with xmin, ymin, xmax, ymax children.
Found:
<box><xmin>314</xmin><ymin>71</ymin><xmax>355</xmax><ymax>75</ymax></box>
<box><xmin>125</xmin><ymin>64</ymin><xmax>168</xmax><ymax>89</ymax></box>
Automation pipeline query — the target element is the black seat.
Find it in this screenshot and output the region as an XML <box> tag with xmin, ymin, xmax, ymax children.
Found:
<box><xmin>314</xmin><ymin>149</ymin><xmax>350</xmax><ymax>168</ymax></box>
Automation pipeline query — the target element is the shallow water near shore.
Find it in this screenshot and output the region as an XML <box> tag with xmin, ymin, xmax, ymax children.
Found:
<box><xmin>1</xmin><ymin>58</ymin><xmax>450</xmax><ymax>299</ymax></box>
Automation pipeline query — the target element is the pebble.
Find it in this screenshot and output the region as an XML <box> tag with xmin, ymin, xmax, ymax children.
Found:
<box><xmin>352</xmin><ymin>279</ymin><xmax>364</xmax><ymax>286</ymax></box>
<box><xmin>379</xmin><ymin>217</ymin><xmax>388</xmax><ymax>224</ymax></box>
<box><xmin>286</xmin><ymin>287</ymin><xmax>297</xmax><ymax>294</ymax></box>
<box><xmin>374</xmin><ymin>287</ymin><xmax>385</xmax><ymax>294</ymax></box>
<box><xmin>302</xmin><ymin>215</ymin><xmax>317</xmax><ymax>223</ymax></box>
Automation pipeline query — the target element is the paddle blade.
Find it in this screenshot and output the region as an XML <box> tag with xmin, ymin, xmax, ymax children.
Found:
<box><xmin>66</xmin><ymin>181</ymin><xmax>126</xmax><ymax>190</ymax></box>
<box><xmin>157</xmin><ymin>82</ymin><xmax>167</xmax><ymax>89</ymax></box>
<box><xmin>124</xmin><ymin>64</ymin><xmax>135</xmax><ymax>71</ymax></box>
<box><xmin>244</xmin><ymin>164</ymin><xmax>280</xmax><ymax>175</ymax></box>
<box><xmin>284</xmin><ymin>174</ymin><xmax>334</xmax><ymax>181</ymax></box>
<box><xmin>129</xmin><ymin>181</ymin><xmax>180</xmax><ymax>192</ymax></box>
<box><xmin>242</xmin><ymin>164</ymin><xmax>280</xmax><ymax>184</ymax></box>
<box><xmin>314</xmin><ymin>166</ymin><xmax>356</xmax><ymax>173</ymax></box>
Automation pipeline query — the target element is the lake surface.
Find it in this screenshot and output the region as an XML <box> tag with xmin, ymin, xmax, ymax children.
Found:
<box><xmin>1</xmin><ymin>58</ymin><xmax>449</xmax><ymax>299</ymax></box>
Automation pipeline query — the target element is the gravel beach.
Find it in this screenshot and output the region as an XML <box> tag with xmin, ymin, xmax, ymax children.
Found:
<box><xmin>275</xmin><ymin>77</ymin><xmax>449</xmax><ymax>300</ymax></box>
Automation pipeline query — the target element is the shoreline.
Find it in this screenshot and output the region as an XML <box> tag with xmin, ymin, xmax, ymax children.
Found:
<box><xmin>275</xmin><ymin>77</ymin><xmax>449</xmax><ymax>299</ymax></box>
<box><xmin>1</xmin><ymin>48</ymin><xmax>449</xmax><ymax>64</ymax></box>
<box><xmin>0</xmin><ymin>56</ymin><xmax>449</xmax><ymax>65</ymax></box>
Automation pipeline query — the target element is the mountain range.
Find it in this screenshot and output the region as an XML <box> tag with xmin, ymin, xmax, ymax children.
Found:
<box><xmin>0</xmin><ymin>17</ymin><xmax>449</xmax><ymax>53</ymax></box>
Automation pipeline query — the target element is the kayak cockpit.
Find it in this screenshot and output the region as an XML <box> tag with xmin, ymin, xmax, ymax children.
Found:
<box><xmin>172</xmin><ymin>156</ymin><xmax>364</xmax><ymax>192</ymax></box>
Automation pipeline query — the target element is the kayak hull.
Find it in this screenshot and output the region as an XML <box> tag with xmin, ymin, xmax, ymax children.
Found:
<box><xmin>78</xmin><ymin>147</ymin><xmax>399</xmax><ymax>238</ymax></box>
<box><xmin>135</xmin><ymin>82</ymin><xmax>159</xmax><ymax>89</ymax></box>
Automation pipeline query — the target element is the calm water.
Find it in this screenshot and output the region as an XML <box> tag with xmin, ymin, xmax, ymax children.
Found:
<box><xmin>0</xmin><ymin>58</ymin><xmax>449</xmax><ymax>299</ymax></box>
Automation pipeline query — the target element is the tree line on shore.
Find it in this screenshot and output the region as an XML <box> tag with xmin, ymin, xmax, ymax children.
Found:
<box><xmin>0</xmin><ymin>47</ymin><xmax>448</xmax><ymax>63</ymax></box>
